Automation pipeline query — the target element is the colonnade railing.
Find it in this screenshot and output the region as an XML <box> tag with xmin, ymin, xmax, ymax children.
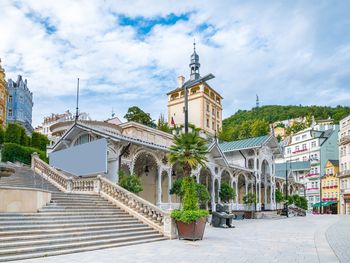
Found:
<box><xmin>31</xmin><ymin>153</ymin><xmax>176</xmax><ymax>239</ymax></box>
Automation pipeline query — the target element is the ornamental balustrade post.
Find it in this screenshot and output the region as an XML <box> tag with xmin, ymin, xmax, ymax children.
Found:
<box><xmin>163</xmin><ymin>214</ymin><xmax>177</xmax><ymax>239</ymax></box>
<box><xmin>94</xmin><ymin>175</ymin><xmax>102</xmax><ymax>194</ymax></box>
<box><xmin>31</xmin><ymin>152</ymin><xmax>39</xmax><ymax>170</ymax></box>
<box><xmin>67</xmin><ymin>177</ymin><xmax>73</xmax><ymax>193</ymax></box>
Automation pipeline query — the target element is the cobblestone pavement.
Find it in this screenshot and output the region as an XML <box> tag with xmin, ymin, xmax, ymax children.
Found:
<box><xmin>15</xmin><ymin>215</ymin><xmax>340</xmax><ymax>263</ymax></box>
<box><xmin>326</xmin><ymin>216</ymin><xmax>350</xmax><ymax>263</ymax></box>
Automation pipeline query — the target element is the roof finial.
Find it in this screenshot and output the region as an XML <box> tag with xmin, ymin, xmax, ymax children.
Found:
<box><xmin>193</xmin><ymin>38</ymin><xmax>196</xmax><ymax>52</ymax></box>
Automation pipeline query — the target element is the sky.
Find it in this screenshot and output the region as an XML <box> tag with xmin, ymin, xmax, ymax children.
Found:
<box><xmin>0</xmin><ymin>0</ymin><xmax>350</xmax><ymax>127</ymax></box>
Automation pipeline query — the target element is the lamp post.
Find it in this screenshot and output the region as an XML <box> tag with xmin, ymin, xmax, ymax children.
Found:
<box><xmin>183</xmin><ymin>74</ymin><xmax>215</xmax><ymax>134</ymax></box>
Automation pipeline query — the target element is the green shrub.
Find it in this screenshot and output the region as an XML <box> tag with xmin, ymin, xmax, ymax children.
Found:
<box><xmin>4</xmin><ymin>123</ymin><xmax>24</xmax><ymax>144</ymax></box>
<box><xmin>288</xmin><ymin>194</ymin><xmax>308</xmax><ymax>210</ymax></box>
<box><xmin>118</xmin><ymin>171</ymin><xmax>143</xmax><ymax>194</ymax></box>
<box><xmin>219</xmin><ymin>182</ymin><xmax>235</xmax><ymax>203</ymax></box>
<box><xmin>243</xmin><ymin>192</ymin><xmax>257</xmax><ymax>206</ymax></box>
<box><xmin>171</xmin><ymin>177</ymin><xmax>209</xmax><ymax>223</ymax></box>
<box><xmin>170</xmin><ymin>209</ymin><xmax>209</xmax><ymax>224</ymax></box>
<box><xmin>275</xmin><ymin>189</ymin><xmax>285</xmax><ymax>203</ymax></box>
<box><xmin>169</xmin><ymin>177</ymin><xmax>210</xmax><ymax>206</ymax></box>
<box><xmin>31</xmin><ymin>132</ymin><xmax>50</xmax><ymax>151</ymax></box>
<box><xmin>1</xmin><ymin>143</ymin><xmax>47</xmax><ymax>165</ymax></box>
<box><xmin>196</xmin><ymin>183</ymin><xmax>211</xmax><ymax>206</ymax></box>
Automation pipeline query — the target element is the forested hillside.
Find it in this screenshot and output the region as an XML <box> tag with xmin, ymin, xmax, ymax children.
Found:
<box><xmin>219</xmin><ymin>105</ymin><xmax>350</xmax><ymax>142</ymax></box>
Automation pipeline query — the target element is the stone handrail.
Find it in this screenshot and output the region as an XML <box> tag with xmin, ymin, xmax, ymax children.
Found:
<box><xmin>31</xmin><ymin>153</ymin><xmax>176</xmax><ymax>238</ymax></box>
<box><xmin>31</xmin><ymin>154</ymin><xmax>68</xmax><ymax>192</ymax></box>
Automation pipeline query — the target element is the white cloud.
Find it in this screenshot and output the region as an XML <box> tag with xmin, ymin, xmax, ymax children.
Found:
<box><xmin>0</xmin><ymin>0</ymin><xmax>349</xmax><ymax>127</ymax></box>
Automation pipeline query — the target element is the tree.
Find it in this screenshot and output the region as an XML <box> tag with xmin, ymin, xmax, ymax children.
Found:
<box><xmin>31</xmin><ymin>132</ymin><xmax>49</xmax><ymax>152</ymax></box>
<box><xmin>251</xmin><ymin>119</ymin><xmax>269</xmax><ymax>137</ymax></box>
<box><xmin>167</xmin><ymin>132</ymin><xmax>208</xmax><ymax>177</ymax></box>
<box><xmin>0</xmin><ymin>127</ymin><xmax>4</xmax><ymax>144</ymax></box>
<box><xmin>168</xmin><ymin>132</ymin><xmax>209</xmax><ymax>224</ymax></box>
<box><xmin>4</xmin><ymin>123</ymin><xmax>24</xmax><ymax>144</ymax></box>
<box><xmin>219</xmin><ymin>182</ymin><xmax>235</xmax><ymax>203</ymax></box>
<box><xmin>118</xmin><ymin>171</ymin><xmax>143</xmax><ymax>194</ymax></box>
<box><xmin>124</xmin><ymin>106</ymin><xmax>156</xmax><ymax>128</ymax></box>
<box><xmin>157</xmin><ymin>114</ymin><xmax>171</xmax><ymax>133</ymax></box>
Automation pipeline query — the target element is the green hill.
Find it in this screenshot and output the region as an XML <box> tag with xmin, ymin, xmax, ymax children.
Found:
<box><xmin>219</xmin><ymin>105</ymin><xmax>350</xmax><ymax>141</ymax></box>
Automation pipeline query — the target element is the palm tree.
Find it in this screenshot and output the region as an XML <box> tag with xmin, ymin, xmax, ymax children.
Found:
<box><xmin>167</xmin><ymin>132</ymin><xmax>209</xmax><ymax>176</ymax></box>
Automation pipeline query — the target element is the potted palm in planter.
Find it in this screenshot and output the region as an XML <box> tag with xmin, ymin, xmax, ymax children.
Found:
<box><xmin>243</xmin><ymin>192</ymin><xmax>256</xmax><ymax>219</ymax></box>
<box><xmin>167</xmin><ymin>132</ymin><xmax>209</xmax><ymax>241</ymax></box>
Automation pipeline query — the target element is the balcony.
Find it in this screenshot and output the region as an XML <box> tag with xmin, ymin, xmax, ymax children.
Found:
<box><xmin>338</xmin><ymin>170</ymin><xmax>350</xmax><ymax>177</ymax></box>
<box><xmin>322</xmin><ymin>185</ymin><xmax>338</xmax><ymax>189</ymax></box>
<box><xmin>306</xmin><ymin>187</ymin><xmax>319</xmax><ymax>191</ymax></box>
<box><xmin>306</xmin><ymin>172</ymin><xmax>319</xmax><ymax>178</ymax></box>
<box><xmin>321</xmin><ymin>197</ymin><xmax>338</xmax><ymax>201</ymax></box>
<box><xmin>340</xmin><ymin>135</ymin><xmax>350</xmax><ymax>145</ymax></box>
<box><xmin>292</xmin><ymin>148</ymin><xmax>308</xmax><ymax>154</ymax></box>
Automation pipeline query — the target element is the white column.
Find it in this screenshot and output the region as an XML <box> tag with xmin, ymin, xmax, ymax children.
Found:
<box><xmin>211</xmin><ymin>176</ymin><xmax>216</xmax><ymax>211</ymax></box>
<box><xmin>167</xmin><ymin>170</ymin><xmax>172</xmax><ymax>204</ymax></box>
<box><xmin>157</xmin><ymin>168</ymin><xmax>162</xmax><ymax>205</ymax></box>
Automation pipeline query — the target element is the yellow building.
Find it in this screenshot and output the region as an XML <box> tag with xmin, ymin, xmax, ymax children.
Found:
<box><xmin>321</xmin><ymin>160</ymin><xmax>340</xmax><ymax>214</ymax></box>
<box><xmin>167</xmin><ymin>44</ymin><xmax>222</xmax><ymax>136</ymax></box>
<box><xmin>0</xmin><ymin>59</ymin><xmax>8</xmax><ymax>128</ymax></box>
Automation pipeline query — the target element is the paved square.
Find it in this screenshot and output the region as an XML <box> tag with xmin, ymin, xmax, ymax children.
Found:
<box><xmin>14</xmin><ymin>215</ymin><xmax>347</xmax><ymax>263</ymax></box>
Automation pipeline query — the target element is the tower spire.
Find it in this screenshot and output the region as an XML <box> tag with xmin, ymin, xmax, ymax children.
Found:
<box><xmin>189</xmin><ymin>39</ymin><xmax>200</xmax><ymax>81</ymax></box>
<box><xmin>256</xmin><ymin>94</ymin><xmax>260</xmax><ymax>108</ymax></box>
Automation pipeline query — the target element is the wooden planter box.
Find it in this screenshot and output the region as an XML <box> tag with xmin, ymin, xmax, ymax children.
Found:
<box><xmin>175</xmin><ymin>217</ymin><xmax>207</xmax><ymax>241</ymax></box>
<box><xmin>244</xmin><ymin>211</ymin><xmax>254</xmax><ymax>219</ymax></box>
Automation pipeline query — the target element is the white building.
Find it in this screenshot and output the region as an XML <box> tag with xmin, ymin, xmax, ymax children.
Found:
<box><xmin>35</xmin><ymin>110</ymin><xmax>91</xmax><ymax>144</ymax></box>
<box><xmin>278</xmin><ymin>123</ymin><xmax>339</xmax><ymax>210</ymax></box>
<box><xmin>339</xmin><ymin>114</ymin><xmax>350</xmax><ymax>214</ymax></box>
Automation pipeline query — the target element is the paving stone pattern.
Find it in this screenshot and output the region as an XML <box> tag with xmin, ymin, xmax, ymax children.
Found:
<box><xmin>326</xmin><ymin>216</ymin><xmax>350</xmax><ymax>263</ymax></box>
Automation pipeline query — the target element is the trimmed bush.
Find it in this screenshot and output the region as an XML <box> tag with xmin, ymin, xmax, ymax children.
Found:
<box><xmin>219</xmin><ymin>182</ymin><xmax>235</xmax><ymax>203</ymax></box>
<box><xmin>118</xmin><ymin>171</ymin><xmax>143</xmax><ymax>194</ymax></box>
<box><xmin>287</xmin><ymin>194</ymin><xmax>308</xmax><ymax>210</ymax></box>
<box><xmin>1</xmin><ymin>143</ymin><xmax>47</xmax><ymax>165</ymax></box>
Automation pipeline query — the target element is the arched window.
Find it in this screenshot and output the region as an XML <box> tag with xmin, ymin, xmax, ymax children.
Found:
<box><xmin>74</xmin><ymin>134</ymin><xmax>94</xmax><ymax>146</ymax></box>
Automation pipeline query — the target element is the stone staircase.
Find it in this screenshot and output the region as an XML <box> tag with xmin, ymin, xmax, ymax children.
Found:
<box><xmin>0</xmin><ymin>163</ymin><xmax>60</xmax><ymax>193</ymax></box>
<box><xmin>0</xmin><ymin>166</ymin><xmax>166</xmax><ymax>262</ymax></box>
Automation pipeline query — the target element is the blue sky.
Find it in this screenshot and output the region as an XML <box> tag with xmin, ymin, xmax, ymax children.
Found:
<box><xmin>0</xmin><ymin>0</ymin><xmax>349</xmax><ymax>126</ymax></box>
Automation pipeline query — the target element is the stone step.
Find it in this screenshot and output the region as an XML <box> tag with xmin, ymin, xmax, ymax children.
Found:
<box><xmin>1</xmin><ymin>229</ymin><xmax>159</xmax><ymax>249</ymax></box>
<box><xmin>0</xmin><ymin>226</ymin><xmax>153</xmax><ymax>242</ymax></box>
<box><xmin>0</xmin><ymin>223</ymin><xmax>148</xmax><ymax>237</ymax></box>
<box><xmin>39</xmin><ymin>208</ymin><xmax>119</xmax><ymax>212</ymax></box>
<box><xmin>0</xmin><ymin>232</ymin><xmax>163</xmax><ymax>256</ymax></box>
<box><xmin>0</xmin><ymin>219</ymin><xmax>141</xmax><ymax>231</ymax></box>
<box><xmin>0</xmin><ymin>216</ymin><xmax>135</xmax><ymax>225</ymax></box>
<box><xmin>0</xmin><ymin>237</ymin><xmax>166</xmax><ymax>262</ymax></box>
<box><xmin>0</xmin><ymin>214</ymin><xmax>128</xmax><ymax>221</ymax></box>
<box><xmin>3</xmin><ymin>211</ymin><xmax>124</xmax><ymax>216</ymax></box>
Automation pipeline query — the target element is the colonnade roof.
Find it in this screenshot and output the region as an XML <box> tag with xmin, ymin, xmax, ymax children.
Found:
<box><xmin>219</xmin><ymin>135</ymin><xmax>271</xmax><ymax>152</ymax></box>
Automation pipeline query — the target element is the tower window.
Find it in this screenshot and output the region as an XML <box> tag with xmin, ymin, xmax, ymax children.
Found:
<box><xmin>206</xmin><ymin>118</ymin><xmax>209</xmax><ymax>128</ymax></box>
<box><xmin>217</xmin><ymin>111</ymin><xmax>220</xmax><ymax>118</ymax></box>
<box><xmin>8</xmin><ymin>109</ymin><xmax>12</xmax><ymax>117</ymax></box>
<box><xmin>206</xmin><ymin>103</ymin><xmax>210</xmax><ymax>112</ymax></box>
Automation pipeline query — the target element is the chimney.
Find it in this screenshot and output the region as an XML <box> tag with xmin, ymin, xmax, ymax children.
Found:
<box><xmin>177</xmin><ymin>75</ymin><xmax>185</xmax><ymax>88</ymax></box>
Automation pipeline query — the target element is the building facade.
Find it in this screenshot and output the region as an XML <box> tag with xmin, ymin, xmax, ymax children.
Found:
<box><xmin>35</xmin><ymin>110</ymin><xmax>91</xmax><ymax>145</ymax></box>
<box><xmin>280</xmin><ymin>123</ymin><xmax>339</xmax><ymax>210</ymax></box>
<box><xmin>321</xmin><ymin>160</ymin><xmax>339</xmax><ymax>214</ymax></box>
<box><xmin>6</xmin><ymin>75</ymin><xmax>33</xmax><ymax>134</ymax></box>
<box><xmin>338</xmin><ymin>114</ymin><xmax>350</xmax><ymax>214</ymax></box>
<box><xmin>167</xmin><ymin>45</ymin><xmax>222</xmax><ymax>136</ymax></box>
<box><xmin>0</xmin><ymin>59</ymin><xmax>8</xmax><ymax>128</ymax></box>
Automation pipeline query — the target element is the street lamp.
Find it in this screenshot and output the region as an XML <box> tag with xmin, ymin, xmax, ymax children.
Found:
<box><xmin>183</xmin><ymin>73</ymin><xmax>215</xmax><ymax>134</ymax></box>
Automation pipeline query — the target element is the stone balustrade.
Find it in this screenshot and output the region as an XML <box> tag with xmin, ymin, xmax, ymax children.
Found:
<box><xmin>31</xmin><ymin>153</ymin><xmax>176</xmax><ymax>238</ymax></box>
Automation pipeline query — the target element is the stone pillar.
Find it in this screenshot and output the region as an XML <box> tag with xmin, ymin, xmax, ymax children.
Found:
<box><xmin>94</xmin><ymin>175</ymin><xmax>102</xmax><ymax>194</ymax></box>
<box><xmin>157</xmin><ymin>168</ymin><xmax>162</xmax><ymax>205</ymax></box>
<box><xmin>106</xmin><ymin>158</ymin><xmax>118</xmax><ymax>183</ymax></box>
<box><xmin>217</xmin><ymin>178</ymin><xmax>221</xmax><ymax>204</ymax></box>
<box><xmin>235</xmin><ymin>179</ymin><xmax>238</xmax><ymax>210</ymax></box>
<box><xmin>167</xmin><ymin>170</ymin><xmax>172</xmax><ymax>204</ymax></box>
<box><xmin>31</xmin><ymin>152</ymin><xmax>39</xmax><ymax>170</ymax></box>
<box><xmin>211</xmin><ymin>175</ymin><xmax>216</xmax><ymax>211</ymax></box>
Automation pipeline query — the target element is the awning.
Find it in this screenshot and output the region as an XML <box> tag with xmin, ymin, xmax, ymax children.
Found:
<box><xmin>312</xmin><ymin>201</ymin><xmax>338</xmax><ymax>207</ymax></box>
